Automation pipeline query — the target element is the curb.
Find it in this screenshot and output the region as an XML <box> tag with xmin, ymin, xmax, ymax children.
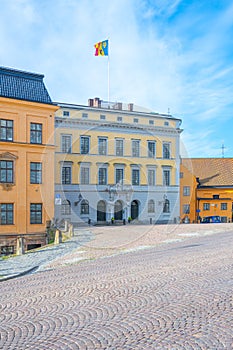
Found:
<box><xmin>0</xmin><ymin>266</ymin><xmax>39</xmax><ymax>282</ymax></box>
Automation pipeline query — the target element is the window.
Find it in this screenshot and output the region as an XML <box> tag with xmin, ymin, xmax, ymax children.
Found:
<box><xmin>183</xmin><ymin>204</ymin><xmax>190</xmax><ymax>214</ymax></box>
<box><xmin>30</xmin><ymin>162</ymin><xmax>42</xmax><ymax>184</ymax></box>
<box><xmin>117</xmin><ymin>116</ymin><xmax>122</xmax><ymax>122</ymax></box>
<box><xmin>30</xmin><ymin>123</ymin><xmax>42</xmax><ymax>144</ymax></box>
<box><xmin>61</xmin><ymin>135</ymin><xmax>72</xmax><ymax>153</ymax></box>
<box><xmin>213</xmin><ymin>194</ymin><xmax>219</xmax><ymax>199</ymax></box>
<box><xmin>164</xmin><ymin>121</ymin><xmax>169</xmax><ymax>126</ymax></box>
<box><xmin>80</xmin><ymin>167</ymin><xmax>89</xmax><ymax>184</ymax></box>
<box><xmin>82</xmin><ymin>113</ymin><xmax>88</xmax><ymax>119</ymax></box>
<box><xmin>62</xmin><ymin>166</ymin><xmax>71</xmax><ymax>184</ymax></box>
<box><xmin>115</xmin><ymin>168</ymin><xmax>124</xmax><ymax>184</ymax></box>
<box><xmin>134</xmin><ymin>118</ymin><xmax>138</xmax><ymax>123</ymax></box>
<box><xmin>148</xmin><ymin>199</ymin><xmax>155</xmax><ymax>213</ymax></box>
<box><xmin>98</xmin><ymin>138</ymin><xmax>107</xmax><ymax>155</ymax></box>
<box><xmin>0</xmin><ymin>119</ymin><xmax>13</xmax><ymax>141</ymax></box>
<box><xmin>80</xmin><ymin>136</ymin><xmax>90</xmax><ymax>154</ymax></box>
<box><xmin>98</xmin><ymin>168</ymin><xmax>107</xmax><ymax>185</ymax></box>
<box><xmin>149</xmin><ymin>120</ymin><xmax>154</xmax><ymax>125</ymax></box>
<box><xmin>148</xmin><ymin>141</ymin><xmax>156</xmax><ymax>158</ymax></box>
<box><xmin>0</xmin><ymin>204</ymin><xmax>13</xmax><ymax>225</ymax></box>
<box><xmin>132</xmin><ymin>169</ymin><xmax>140</xmax><ymax>185</ymax></box>
<box><xmin>163</xmin><ymin>199</ymin><xmax>170</xmax><ymax>213</ymax></box>
<box><xmin>30</xmin><ymin>204</ymin><xmax>42</xmax><ymax>224</ymax></box>
<box><xmin>221</xmin><ymin>203</ymin><xmax>227</xmax><ymax>210</ymax></box>
<box><xmin>100</xmin><ymin>114</ymin><xmax>106</xmax><ymax>120</ymax></box>
<box><xmin>132</xmin><ymin>140</ymin><xmax>140</xmax><ymax>157</ymax></box>
<box><xmin>0</xmin><ymin>160</ymin><xmax>13</xmax><ymax>183</ymax></box>
<box><xmin>148</xmin><ymin>169</ymin><xmax>155</xmax><ymax>186</ymax></box>
<box><xmin>163</xmin><ymin>143</ymin><xmax>170</xmax><ymax>159</ymax></box>
<box><xmin>63</xmin><ymin>111</ymin><xmax>70</xmax><ymax>117</ymax></box>
<box><xmin>163</xmin><ymin>170</ymin><xmax>170</xmax><ymax>186</ymax></box>
<box><xmin>116</xmin><ymin>139</ymin><xmax>124</xmax><ymax>156</ymax></box>
<box><xmin>183</xmin><ymin>186</ymin><xmax>190</xmax><ymax>196</ymax></box>
<box><xmin>203</xmin><ymin>203</ymin><xmax>210</xmax><ymax>211</ymax></box>
<box><xmin>180</xmin><ymin>172</ymin><xmax>184</xmax><ymax>178</ymax></box>
<box><xmin>61</xmin><ymin>200</ymin><xmax>71</xmax><ymax>215</ymax></box>
<box><xmin>80</xmin><ymin>200</ymin><xmax>89</xmax><ymax>214</ymax></box>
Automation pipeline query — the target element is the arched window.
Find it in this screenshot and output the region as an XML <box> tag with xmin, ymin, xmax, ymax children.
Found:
<box><xmin>80</xmin><ymin>200</ymin><xmax>89</xmax><ymax>215</ymax></box>
<box><xmin>61</xmin><ymin>200</ymin><xmax>71</xmax><ymax>215</ymax></box>
<box><xmin>163</xmin><ymin>199</ymin><xmax>170</xmax><ymax>213</ymax></box>
<box><xmin>148</xmin><ymin>199</ymin><xmax>155</xmax><ymax>213</ymax></box>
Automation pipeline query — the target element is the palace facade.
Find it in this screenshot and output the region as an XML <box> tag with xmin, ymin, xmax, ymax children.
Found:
<box><xmin>55</xmin><ymin>98</ymin><xmax>182</xmax><ymax>225</ymax></box>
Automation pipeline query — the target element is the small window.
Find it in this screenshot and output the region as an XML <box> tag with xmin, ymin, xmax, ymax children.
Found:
<box><xmin>63</xmin><ymin>111</ymin><xmax>70</xmax><ymax>117</ymax></box>
<box><xmin>115</xmin><ymin>168</ymin><xmax>124</xmax><ymax>184</ymax></box>
<box><xmin>80</xmin><ymin>167</ymin><xmax>89</xmax><ymax>185</ymax></box>
<box><xmin>61</xmin><ymin>200</ymin><xmax>71</xmax><ymax>215</ymax></box>
<box><xmin>164</xmin><ymin>121</ymin><xmax>169</xmax><ymax>126</ymax></box>
<box><xmin>148</xmin><ymin>141</ymin><xmax>156</xmax><ymax>158</ymax></box>
<box><xmin>30</xmin><ymin>162</ymin><xmax>42</xmax><ymax>184</ymax></box>
<box><xmin>117</xmin><ymin>116</ymin><xmax>122</xmax><ymax>122</ymax></box>
<box><xmin>149</xmin><ymin>120</ymin><xmax>154</xmax><ymax>125</ymax></box>
<box><xmin>30</xmin><ymin>123</ymin><xmax>42</xmax><ymax>144</ymax></box>
<box><xmin>180</xmin><ymin>172</ymin><xmax>184</xmax><ymax>178</ymax></box>
<box><xmin>163</xmin><ymin>170</ymin><xmax>170</xmax><ymax>186</ymax></box>
<box><xmin>62</xmin><ymin>166</ymin><xmax>71</xmax><ymax>184</ymax></box>
<box><xmin>0</xmin><ymin>119</ymin><xmax>13</xmax><ymax>141</ymax></box>
<box><xmin>203</xmin><ymin>203</ymin><xmax>210</xmax><ymax>211</ymax></box>
<box><xmin>132</xmin><ymin>169</ymin><xmax>140</xmax><ymax>185</ymax></box>
<box><xmin>115</xmin><ymin>139</ymin><xmax>124</xmax><ymax>156</ymax></box>
<box><xmin>148</xmin><ymin>199</ymin><xmax>155</xmax><ymax>213</ymax></box>
<box><xmin>98</xmin><ymin>138</ymin><xmax>107</xmax><ymax>155</ymax></box>
<box><xmin>30</xmin><ymin>204</ymin><xmax>42</xmax><ymax>224</ymax></box>
<box><xmin>213</xmin><ymin>195</ymin><xmax>219</xmax><ymax>199</ymax></box>
<box><xmin>163</xmin><ymin>143</ymin><xmax>170</xmax><ymax>159</ymax></box>
<box><xmin>80</xmin><ymin>136</ymin><xmax>90</xmax><ymax>154</ymax></box>
<box><xmin>98</xmin><ymin>168</ymin><xmax>107</xmax><ymax>185</ymax></box>
<box><xmin>221</xmin><ymin>203</ymin><xmax>227</xmax><ymax>210</ymax></box>
<box><xmin>132</xmin><ymin>140</ymin><xmax>140</xmax><ymax>157</ymax></box>
<box><xmin>61</xmin><ymin>135</ymin><xmax>72</xmax><ymax>153</ymax></box>
<box><xmin>0</xmin><ymin>203</ymin><xmax>14</xmax><ymax>225</ymax></box>
<box><xmin>80</xmin><ymin>200</ymin><xmax>89</xmax><ymax>214</ymax></box>
<box><xmin>82</xmin><ymin>113</ymin><xmax>88</xmax><ymax>119</ymax></box>
<box><xmin>183</xmin><ymin>186</ymin><xmax>190</xmax><ymax>196</ymax></box>
<box><xmin>134</xmin><ymin>118</ymin><xmax>138</xmax><ymax>123</ymax></box>
<box><xmin>100</xmin><ymin>114</ymin><xmax>106</xmax><ymax>120</ymax></box>
<box><xmin>148</xmin><ymin>169</ymin><xmax>155</xmax><ymax>186</ymax></box>
<box><xmin>0</xmin><ymin>160</ymin><xmax>13</xmax><ymax>183</ymax></box>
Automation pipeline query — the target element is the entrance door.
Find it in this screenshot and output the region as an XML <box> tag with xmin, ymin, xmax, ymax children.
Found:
<box><xmin>114</xmin><ymin>200</ymin><xmax>123</xmax><ymax>220</ymax></box>
<box><xmin>131</xmin><ymin>200</ymin><xmax>139</xmax><ymax>220</ymax></box>
<box><xmin>97</xmin><ymin>200</ymin><xmax>106</xmax><ymax>221</ymax></box>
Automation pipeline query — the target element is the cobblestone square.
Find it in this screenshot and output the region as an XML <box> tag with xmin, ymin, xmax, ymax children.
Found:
<box><xmin>0</xmin><ymin>224</ymin><xmax>233</xmax><ymax>349</ymax></box>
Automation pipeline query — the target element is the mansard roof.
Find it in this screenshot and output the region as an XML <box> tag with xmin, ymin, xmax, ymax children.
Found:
<box><xmin>0</xmin><ymin>66</ymin><xmax>53</xmax><ymax>104</ymax></box>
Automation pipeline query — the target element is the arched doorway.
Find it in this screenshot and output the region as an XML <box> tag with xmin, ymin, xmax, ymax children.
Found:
<box><xmin>131</xmin><ymin>200</ymin><xmax>139</xmax><ymax>220</ymax></box>
<box><xmin>114</xmin><ymin>200</ymin><xmax>123</xmax><ymax>220</ymax></box>
<box><xmin>97</xmin><ymin>200</ymin><xmax>106</xmax><ymax>221</ymax></box>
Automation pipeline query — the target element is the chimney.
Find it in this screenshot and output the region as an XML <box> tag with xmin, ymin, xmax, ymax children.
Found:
<box><xmin>88</xmin><ymin>98</ymin><xmax>94</xmax><ymax>107</ymax></box>
<box><xmin>93</xmin><ymin>97</ymin><xmax>101</xmax><ymax>108</ymax></box>
<box><xmin>128</xmin><ymin>103</ymin><xmax>133</xmax><ymax>112</ymax></box>
<box><xmin>116</xmin><ymin>102</ymin><xmax>122</xmax><ymax>110</ymax></box>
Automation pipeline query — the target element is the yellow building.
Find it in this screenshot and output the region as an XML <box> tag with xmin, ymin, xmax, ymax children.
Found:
<box><xmin>0</xmin><ymin>67</ymin><xmax>58</xmax><ymax>254</ymax></box>
<box><xmin>180</xmin><ymin>158</ymin><xmax>233</xmax><ymax>223</ymax></box>
<box><xmin>55</xmin><ymin>98</ymin><xmax>182</xmax><ymax>225</ymax></box>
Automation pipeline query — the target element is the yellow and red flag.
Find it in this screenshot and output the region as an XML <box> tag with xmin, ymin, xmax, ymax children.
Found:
<box><xmin>94</xmin><ymin>40</ymin><xmax>109</xmax><ymax>56</ymax></box>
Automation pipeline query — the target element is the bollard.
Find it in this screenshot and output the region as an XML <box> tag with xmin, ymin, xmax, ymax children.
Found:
<box><xmin>16</xmin><ymin>237</ymin><xmax>25</xmax><ymax>255</ymax></box>
<box><xmin>54</xmin><ymin>229</ymin><xmax>62</xmax><ymax>244</ymax></box>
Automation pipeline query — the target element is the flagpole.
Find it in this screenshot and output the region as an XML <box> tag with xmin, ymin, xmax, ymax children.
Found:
<box><xmin>107</xmin><ymin>38</ymin><xmax>110</xmax><ymax>105</ymax></box>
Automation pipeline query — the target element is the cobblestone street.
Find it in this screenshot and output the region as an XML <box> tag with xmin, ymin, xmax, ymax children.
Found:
<box><xmin>0</xmin><ymin>225</ymin><xmax>233</xmax><ymax>349</ymax></box>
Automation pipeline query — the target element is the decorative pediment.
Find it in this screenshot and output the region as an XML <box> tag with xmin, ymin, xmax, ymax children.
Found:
<box><xmin>0</xmin><ymin>152</ymin><xmax>18</xmax><ymax>160</ymax></box>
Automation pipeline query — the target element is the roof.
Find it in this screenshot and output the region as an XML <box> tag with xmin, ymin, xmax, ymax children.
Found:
<box><xmin>181</xmin><ymin>158</ymin><xmax>233</xmax><ymax>187</ymax></box>
<box><xmin>0</xmin><ymin>66</ymin><xmax>53</xmax><ymax>104</ymax></box>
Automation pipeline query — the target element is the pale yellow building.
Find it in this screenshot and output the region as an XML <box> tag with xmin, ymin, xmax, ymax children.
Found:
<box><xmin>55</xmin><ymin>98</ymin><xmax>182</xmax><ymax>225</ymax></box>
<box><xmin>0</xmin><ymin>67</ymin><xmax>58</xmax><ymax>254</ymax></box>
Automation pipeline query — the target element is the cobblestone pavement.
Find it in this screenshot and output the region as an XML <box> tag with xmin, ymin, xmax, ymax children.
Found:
<box><xmin>0</xmin><ymin>224</ymin><xmax>233</xmax><ymax>349</ymax></box>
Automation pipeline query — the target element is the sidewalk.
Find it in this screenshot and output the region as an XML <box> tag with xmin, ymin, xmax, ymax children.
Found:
<box><xmin>1</xmin><ymin>223</ymin><xmax>232</xmax><ymax>281</ymax></box>
<box><xmin>0</xmin><ymin>229</ymin><xmax>93</xmax><ymax>281</ymax></box>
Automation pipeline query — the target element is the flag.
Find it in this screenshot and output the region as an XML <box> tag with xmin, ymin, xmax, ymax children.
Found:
<box><xmin>94</xmin><ymin>40</ymin><xmax>108</xmax><ymax>56</ymax></box>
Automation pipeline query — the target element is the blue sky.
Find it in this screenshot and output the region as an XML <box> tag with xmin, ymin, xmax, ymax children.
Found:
<box><xmin>1</xmin><ymin>0</ymin><xmax>233</xmax><ymax>157</ymax></box>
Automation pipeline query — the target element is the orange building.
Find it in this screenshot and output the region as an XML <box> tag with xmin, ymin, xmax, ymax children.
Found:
<box><xmin>0</xmin><ymin>67</ymin><xmax>58</xmax><ymax>254</ymax></box>
<box><xmin>180</xmin><ymin>158</ymin><xmax>233</xmax><ymax>223</ymax></box>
